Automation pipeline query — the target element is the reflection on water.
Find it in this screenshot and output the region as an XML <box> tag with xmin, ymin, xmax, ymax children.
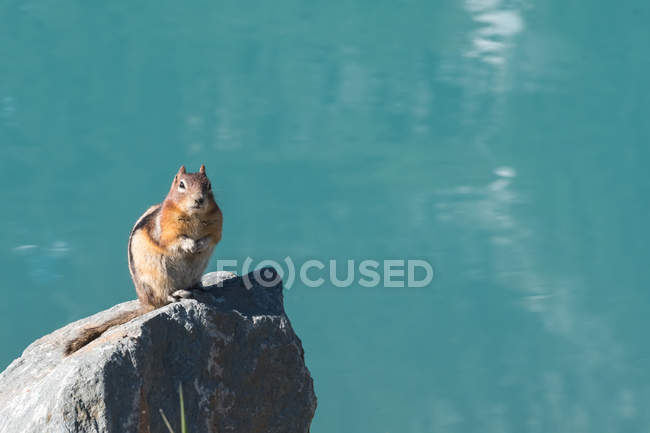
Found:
<box><xmin>12</xmin><ymin>241</ymin><xmax>70</xmax><ymax>283</ymax></box>
<box><xmin>1</xmin><ymin>0</ymin><xmax>649</xmax><ymax>432</ymax></box>
<box><xmin>465</xmin><ymin>0</ymin><xmax>524</xmax><ymax>67</ymax></box>
<box><xmin>434</xmin><ymin>165</ymin><xmax>640</xmax><ymax>430</ymax></box>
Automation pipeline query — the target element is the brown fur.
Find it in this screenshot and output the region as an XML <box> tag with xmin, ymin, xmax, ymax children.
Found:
<box><xmin>64</xmin><ymin>165</ymin><xmax>222</xmax><ymax>355</ymax></box>
<box><xmin>63</xmin><ymin>305</ymin><xmax>154</xmax><ymax>355</ymax></box>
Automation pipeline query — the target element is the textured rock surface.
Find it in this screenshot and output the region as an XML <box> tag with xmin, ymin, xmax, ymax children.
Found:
<box><xmin>0</xmin><ymin>269</ymin><xmax>316</xmax><ymax>433</ymax></box>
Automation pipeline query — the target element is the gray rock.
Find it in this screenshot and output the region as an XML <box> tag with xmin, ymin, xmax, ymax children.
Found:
<box><xmin>0</xmin><ymin>269</ymin><xmax>317</xmax><ymax>433</ymax></box>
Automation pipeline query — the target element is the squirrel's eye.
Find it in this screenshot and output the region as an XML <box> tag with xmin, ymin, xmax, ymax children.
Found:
<box><xmin>207</xmin><ymin>182</ymin><xmax>212</xmax><ymax>190</ymax></box>
<box><xmin>178</xmin><ymin>180</ymin><xmax>186</xmax><ymax>190</ymax></box>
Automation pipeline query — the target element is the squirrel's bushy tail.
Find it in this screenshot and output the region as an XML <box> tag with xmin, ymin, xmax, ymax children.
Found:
<box><xmin>64</xmin><ymin>305</ymin><xmax>154</xmax><ymax>356</ymax></box>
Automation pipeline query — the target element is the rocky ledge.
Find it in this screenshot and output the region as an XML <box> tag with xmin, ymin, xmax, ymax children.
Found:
<box><xmin>0</xmin><ymin>269</ymin><xmax>316</xmax><ymax>433</ymax></box>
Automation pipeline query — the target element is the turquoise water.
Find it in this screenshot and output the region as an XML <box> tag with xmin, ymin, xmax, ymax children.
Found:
<box><xmin>2</xmin><ymin>1</ymin><xmax>649</xmax><ymax>431</ymax></box>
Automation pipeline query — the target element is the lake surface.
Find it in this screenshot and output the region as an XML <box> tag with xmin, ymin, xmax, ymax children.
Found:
<box><xmin>1</xmin><ymin>1</ymin><xmax>649</xmax><ymax>431</ymax></box>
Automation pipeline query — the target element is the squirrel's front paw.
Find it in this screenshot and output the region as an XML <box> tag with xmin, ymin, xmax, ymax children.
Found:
<box><xmin>194</xmin><ymin>236</ymin><xmax>211</xmax><ymax>253</ymax></box>
<box><xmin>179</xmin><ymin>236</ymin><xmax>198</xmax><ymax>253</ymax></box>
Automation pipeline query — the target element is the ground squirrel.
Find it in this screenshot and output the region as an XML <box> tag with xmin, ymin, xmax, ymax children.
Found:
<box><xmin>64</xmin><ymin>164</ymin><xmax>223</xmax><ymax>355</ymax></box>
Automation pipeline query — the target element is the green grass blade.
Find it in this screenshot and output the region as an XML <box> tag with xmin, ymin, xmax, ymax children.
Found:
<box><xmin>159</xmin><ymin>409</ymin><xmax>175</xmax><ymax>433</ymax></box>
<box><xmin>179</xmin><ymin>383</ymin><xmax>187</xmax><ymax>433</ymax></box>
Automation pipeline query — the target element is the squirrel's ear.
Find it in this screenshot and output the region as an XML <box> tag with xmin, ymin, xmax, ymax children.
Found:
<box><xmin>178</xmin><ymin>165</ymin><xmax>186</xmax><ymax>175</ymax></box>
<box><xmin>199</xmin><ymin>164</ymin><xmax>206</xmax><ymax>174</ymax></box>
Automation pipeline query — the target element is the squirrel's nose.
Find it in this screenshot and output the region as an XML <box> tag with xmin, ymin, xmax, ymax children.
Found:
<box><xmin>195</xmin><ymin>197</ymin><xmax>205</xmax><ymax>206</ymax></box>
